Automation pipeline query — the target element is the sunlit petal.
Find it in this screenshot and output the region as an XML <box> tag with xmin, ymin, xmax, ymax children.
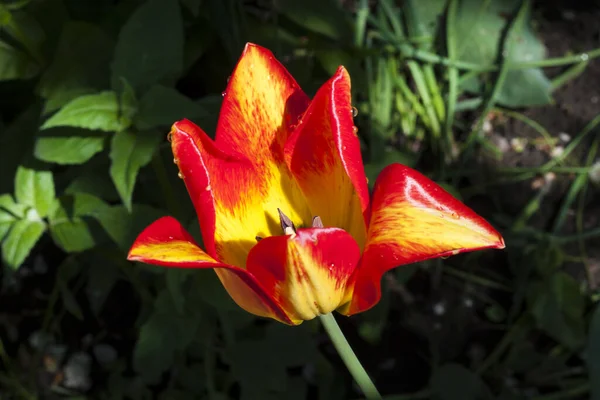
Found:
<box><xmin>246</xmin><ymin>228</ymin><xmax>361</xmax><ymax>324</ymax></box>
<box><xmin>285</xmin><ymin>66</ymin><xmax>369</xmax><ymax>247</ymax></box>
<box><xmin>128</xmin><ymin>216</ymin><xmax>293</xmax><ymax>323</ymax></box>
<box><xmin>171</xmin><ymin>119</ymin><xmax>310</xmax><ymax>268</ymax></box>
<box><xmin>344</xmin><ymin>164</ymin><xmax>505</xmax><ymax>315</ymax></box>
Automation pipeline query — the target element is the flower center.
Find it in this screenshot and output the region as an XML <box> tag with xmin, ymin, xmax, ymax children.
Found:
<box><xmin>268</xmin><ymin>209</ymin><xmax>350</xmax><ymax>321</ymax></box>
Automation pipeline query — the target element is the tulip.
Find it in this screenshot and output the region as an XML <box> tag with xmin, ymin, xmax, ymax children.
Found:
<box><xmin>127</xmin><ymin>43</ymin><xmax>504</xmax><ymax>326</ymax></box>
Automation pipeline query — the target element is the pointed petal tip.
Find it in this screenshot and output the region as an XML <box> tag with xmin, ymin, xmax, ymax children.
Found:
<box><xmin>126</xmin><ymin>250</ymin><xmax>137</xmax><ymax>261</ymax></box>
<box><xmin>241</xmin><ymin>42</ymin><xmax>273</xmax><ymax>59</ymax></box>
<box><xmin>496</xmin><ymin>235</ymin><xmax>506</xmax><ymax>249</ymax></box>
<box><xmin>171</xmin><ymin>118</ymin><xmax>197</xmax><ymax>135</ymax></box>
<box><xmin>476</xmin><ymin>222</ymin><xmax>505</xmax><ymax>250</ymax></box>
<box><xmin>334</xmin><ymin>65</ymin><xmax>349</xmax><ymax>78</ymax></box>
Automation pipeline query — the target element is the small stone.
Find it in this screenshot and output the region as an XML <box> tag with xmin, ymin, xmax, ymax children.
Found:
<box><xmin>62</xmin><ymin>352</ymin><xmax>92</xmax><ymax>391</ymax></box>
<box><xmin>550</xmin><ymin>146</ymin><xmax>564</xmax><ymax>158</ymax></box>
<box><xmin>433</xmin><ymin>302</ymin><xmax>446</xmax><ymax>316</ymax></box>
<box><xmin>558</xmin><ymin>132</ymin><xmax>571</xmax><ymax>142</ymax></box>
<box><xmin>510</xmin><ymin>137</ymin><xmax>527</xmax><ymax>153</ymax></box>
<box><xmin>562</xmin><ymin>10</ymin><xmax>576</xmax><ymax>20</ymax></box>
<box><xmin>93</xmin><ymin>344</ymin><xmax>118</xmax><ymax>366</ymax></box>
<box><xmin>29</xmin><ymin>331</ymin><xmax>54</xmax><ymax>351</ymax></box>
<box><xmin>589</xmin><ymin>161</ymin><xmax>600</xmax><ymax>184</ymax></box>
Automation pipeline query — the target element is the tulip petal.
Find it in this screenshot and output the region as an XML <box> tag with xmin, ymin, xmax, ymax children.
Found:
<box><xmin>171</xmin><ymin>119</ymin><xmax>311</xmax><ymax>269</ymax></box>
<box><xmin>285</xmin><ymin>67</ymin><xmax>369</xmax><ymax>247</ymax></box>
<box><xmin>216</xmin><ymin>43</ymin><xmax>310</xmax><ymax>163</ymax></box>
<box><xmin>246</xmin><ymin>228</ymin><xmax>361</xmax><ymax>324</ymax></box>
<box><xmin>127</xmin><ymin>216</ymin><xmax>293</xmax><ymax>324</ymax></box>
<box><xmin>345</xmin><ymin>164</ymin><xmax>505</xmax><ymax>315</ymax></box>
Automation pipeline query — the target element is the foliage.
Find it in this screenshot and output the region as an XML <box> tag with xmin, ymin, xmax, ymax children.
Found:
<box><xmin>0</xmin><ymin>0</ymin><xmax>599</xmax><ymax>399</ymax></box>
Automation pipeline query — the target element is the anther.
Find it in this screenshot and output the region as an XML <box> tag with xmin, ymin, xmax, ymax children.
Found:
<box><xmin>277</xmin><ymin>208</ymin><xmax>296</xmax><ymax>235</ymax></box>
<box><xmin>312</xmin><ymin>216</ymin><xmax>324</xmax><ymax>228</ymax></box>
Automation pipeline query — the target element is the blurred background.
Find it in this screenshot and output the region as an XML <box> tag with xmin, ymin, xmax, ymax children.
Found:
<box><xmin>1</xmin><ymin>0</ymin><xmax>600</xmax><ymax>399</ymax></box>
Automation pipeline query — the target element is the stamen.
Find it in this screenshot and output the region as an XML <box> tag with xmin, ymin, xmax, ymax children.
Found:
<box><xmin>277</xmin><ymin>208</ymin><xmax>296</xmax><ymax>235</ymax></box>
<box><xmin>312</xmin><ymin>216</ymin><xmax>324</xmax><ymax>228</ymax></box>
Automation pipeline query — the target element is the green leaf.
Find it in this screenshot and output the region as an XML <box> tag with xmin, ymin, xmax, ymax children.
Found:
<box><xmin>0</xmin><ymin>194</ymin><xmax>28</xmax><ymax>219</ymax></box>
<box><xmin>454</xmin><ymin>0</ymin><xmax>551</xmax><ymax>107</ymax></box>
<box><xmin>189</xmin><ymin>269</ymin><xmax>241</xmax><ymax>312</ymax></box>
<box><xmin>277</xmin><ymin>0</ymin><xmax>352</xmax><ymax>40</ymax></box>
<box><xmin>404</xmin><ymin>0</ymin><xmax>446</xmax><ymax>39</ymax></box>
<box><xmin>93</xmin><ymin>204</ymin><xmax>164</xmax><ymax>250</ymax></box>
<box><xmin>41</xmin><ymin>91</ymin><xmax>136</xmax><ymax>132</ymax></box>
<box><xmin>48</xmin><ymin>193</ymin><xmax>109</xmax><ymax>253</ymax></box>
<box><xmin>14</xmin><ymin>163</ymin><xmax>55</xmax><ymax>218</ymax></box>
<box><xmin>0</xmin><ymin>39</ymin><xmax>40</xmax><ymax>81</ymax></box>
<box><xmin>179</xmin><ymin>0</ymin><xmax>201</xmax><ymax>16</ymax></box>
<box><xmin>527</xmin><ymin>272</ymin><xmax>586</xmax><ymax>350</ymax></box>
<box><xmin>407</xmin><ymin>0</ymin><xmax>551</xmax><ymax>107</ymax></box>
<box><xmin>194</xmin><ymin>95</ymin><xmax>224</xmax><ymax>135</ymax></box>
<box><xmin>133</xmin><ymin>290</ymin><xmax>200</xmax><ymax>384</ymax></box>
<box><xmin>59</xmin><ymin>281</ymin><xmax>84</xmax><ymax>320</ymax></box>
<box><xmin>264</xmin><ymin>324</ymin><xmax>318</xmax><ymax>366</ymax></box>
<box><xmin>364</xmin><ymin>147</ymin><xmax>418</xmax><ymax>185</ymax></box>
<box><xmin>1</xmin><ymin>219</ymin><xmax>45</xmax><ymax>269</ymax></box>
<box><xmin>64</xmin><ymin>160</ymin><xmax>120</xmax><ymax>202</ymax></box>
<box><xmin>226</xmin><ymin>338</ymin><xmax>287</xmax><ymax>398</ymax></box>
<box><xmin>135</xmin><ymin>85</ymin><xmax>209</xmax><ymax>130</ymax></box>
<box><xmin>0</xmin><ymin>195</ymin><xmax>20</xmax><ymax>242</ymax></box>
<box><xmin>2</xmin><ymin>8</ymin><xmax>45</xmax><ymax>52</ymax></box>
<box><xmin>182</xmin><ymin>19</ymin><xmax>214</xmax><ymax>71</ymax></box>
<box><xmin>205</xmin><ymin>0</ymin><xmax>248</xmax><ymax>62</ymax></box>
<box><xmin>225</xmin><ymin>323</ymin><xmax>319</xmax><ymax>400</ymax></box>
<box><xmin>358</xmin><ymin>281</ymin><xmax>390</xmax><ymax>344</ymax></box>
<box><xmin>430</xmin><ymin>363</ymin><xmax>492</xmax><ymax>400</ymax></box>
<box><xmin>86</xmin><ymin>257</ymin><xmax>120</xmax><ymax>316</ymax></box>
<box><xmin>34</xmin><ymin>128</ymin><xmax>106</xmax><ymax>165</ymax></box>
<box><xmin>533</xmin><ymin>241</ymin><xmax>563</xmax><ymax>276</ymax></box>
<box><xmin>55</xmin><ymin>257</ymin><xmax>85</xmax><ymax>320</ymax></box>
<box><xmin>112</xmin><ymin>0</ymin><xmax>184</xmax><ymax>91</ymax></box>
<box><xmin>166</xmin><ymin>269</ymin><xmax>192</xmax><ymax>314</ymax></box>
<box><xmin>109</xmin><ymin>130</ymin><xmax>162</xmax><ymax>210</ymax></box>
<box><xmin>503</xmin><ymin>340</ymin><xmax>544</xmax><ymax>374</ymax></box>
<box><xmin>315</xmin><ymin>47</ymin><xmax>364</xmax><ymax>86</ymax></box>
<box><xmin>0</xmin><ymin>218</ymin><xmax>14</xmax><ymax>243</ymax></box>
<box><xmin>224</xmin><ymin>324</ymin><xmax>316</xmax><ymax>400</ymax></box>
<box><xmin>587</xmin><ymin>304</ymin><xmax>600</xmax><ymax>399</ymax></box>
<box><xmin>37</xmin><ymin>21</ymin><xmax>113</xmax><ymax>114</ymax></box>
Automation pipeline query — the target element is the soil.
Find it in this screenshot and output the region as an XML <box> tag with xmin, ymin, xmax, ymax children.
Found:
<box><xmin>483</xmin><ymin>1</ymin><xmax>600</xmax><ymax>283</ymax></box>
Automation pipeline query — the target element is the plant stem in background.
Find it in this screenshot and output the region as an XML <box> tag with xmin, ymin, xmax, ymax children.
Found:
<box><xmin>319</xmin><ymin>313</ymin><xmax>382</xmax><ymax>400</ymax></box>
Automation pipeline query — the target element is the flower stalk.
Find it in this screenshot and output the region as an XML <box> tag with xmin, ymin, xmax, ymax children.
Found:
<box><xmin>319</xmin><ymin>313</ymin><xmax>382</xmax><ymax>400</ymax></box>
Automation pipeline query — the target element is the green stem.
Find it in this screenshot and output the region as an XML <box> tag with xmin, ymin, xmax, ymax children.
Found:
<box><xmin>444</xmin><ymin>0</ymin><xmax>459</xmax><ymax>157</ymax></box>
<box><xmin>476</xmin><ymin>316</ymin><xmax>530</xmax><ymax>375</ymax></box>
<box><xmin>319</xmin><ymin>313</ymin><xmax>382</xmax><ymax>400</ymax></box>
<box><xmin>464</xmin><ymin>0</ymin><xmax>530</xmax><ymax>154</ymax></box>
<box><xmin>376</xmin><ymin>28</ymin><xmax>600</xmax><ymax>72</ymax></box>
<box><xmin>531</xmin><ymin>382</ymin><xmax>590</xmax><ymax>400</ymax></box>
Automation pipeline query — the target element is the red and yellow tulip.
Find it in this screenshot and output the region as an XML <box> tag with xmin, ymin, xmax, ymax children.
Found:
<box><xmin>128</xmin><ymin>43</ymin><xmax>504</xmax><ymax>325</ymax></box>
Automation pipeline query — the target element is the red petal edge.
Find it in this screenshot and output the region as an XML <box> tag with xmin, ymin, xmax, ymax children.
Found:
<box><xmin>345</xmin><ymin>164</ymin><xmax>505</xmax><ymax>315</ymax></box>
<box><xmin>127</xmin><ymin>216</ymin><xmax>293</xmax><ymax>324</ymax></box>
